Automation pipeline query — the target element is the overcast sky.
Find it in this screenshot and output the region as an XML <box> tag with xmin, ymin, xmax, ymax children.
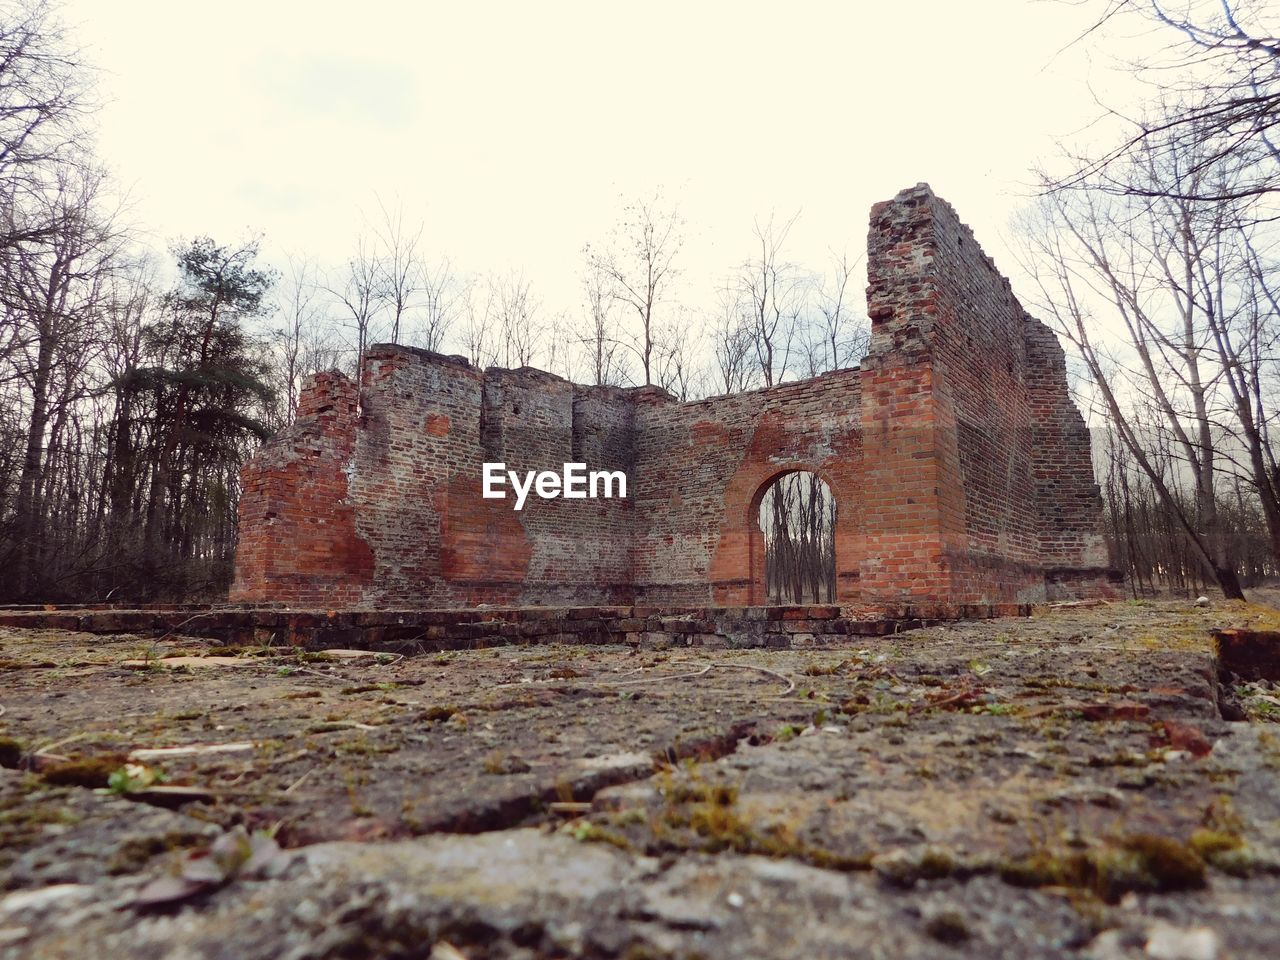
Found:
<box><xmin>61</xmin><ymin>0</ymin><xmax>1150</xmax><ymax>331</ymax></box>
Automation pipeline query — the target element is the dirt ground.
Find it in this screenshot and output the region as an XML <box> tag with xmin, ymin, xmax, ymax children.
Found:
<box><xmin>1</xmin><ymin>598</ymin><xmax>1279</xmax><ymax>958</ymax></box>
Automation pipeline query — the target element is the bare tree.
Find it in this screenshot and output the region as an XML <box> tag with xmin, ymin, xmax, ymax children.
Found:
<box><xmin>577</xmin><ymin>258</ymin><xmax>630</xmax><ymax>386</ymax></box>
<box><xmin>371</xmin><ymin>197</ymin><xmax>421</xmax><ymax>346</ymax></box>
<box><xmin>328</xmin><ymin>233</ymin><xmax>388</xmax><ymax>375</ymax></box>
<box><xmin>458</xmin><ymin>278</ymin><xmax>495</xmax><ymax>369</ymax></box>
<box><xmin>584</xmin><ymin>193</ymin><xmax>683</xmax><ymax>384</ymax></box>
<box><xmin>652</xmin><ymin>307</ymin><xmax>703</xmax><ymax>400</ymax></box>
<box><xmin>1</xmin><ymin>163</ymin><xmax>120</xmax><ymax>594</ymax></box>
<box><xmin>1018</xmin><ymin>133</ymin><xmax>1265</xmax><ymax>597</ymax></box>
<box><xmin>273</xmin><ymin>255</ymin><xmax>335</xmax><ymax>423</ymax></box>
<box><xmin>810</xmin><ymin>249</ymin><xmax>869</xmax><ymax>373</ymax></box>
<box><xmin>486</xmin><ymin>270</ymin><xmax>541</xmax><ymax>368</ymax></box>
<box><xmin>412</xmin><ymin>253</ymin><xmax>459</xmax><ymax>353</ymax></box>
<box><xmin>760</xmin><ymin>471</ymin><xmax>836</xmax><ymax>603</ymax></box>
<box><xmin>734</xmin><ymin>212</ymin><xmax>809</xmax><ymax>387</ymax></box>
<box><xmin>1058</xmin><ymin>1</ymin><xmax>1280</xmax><ymax>202</ymax></box>
<box><xmin>0</xmin><ymin>0</ymin><xmax>90</xmax><ymax>250</ymax></box>
<box><xmin>709</xmin><ymin>282</ymin><xmax>757</xmax><ymax>395</ymax></box>
<box><xmin>542</xmin><ymin>311</ymin><xmax>579</xmax><ymax>382</ymax></box>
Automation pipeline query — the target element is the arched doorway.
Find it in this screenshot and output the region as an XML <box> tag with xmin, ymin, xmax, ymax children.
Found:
<box><xmin>755</xmin><ymin>470</ymin><xmax>836</xmax><ymax>604</ymax></box>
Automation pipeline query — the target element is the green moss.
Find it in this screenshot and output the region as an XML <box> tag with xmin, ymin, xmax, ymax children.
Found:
<box><xmin>918</xmin><ymin>847</ymin><xmax>959</xmax><ymax>880</ymax></box>
<box><xmin>306</xmin><ymin>722</ymin><xmax>349</xmax><ymax>734</ymax></box>
<box><xmin>1189</xmin><ymin>829</ymin><xmax>1252</xmax><ymax>876</ymax></box>
<box><xmin>571</xmin><ymin>822</ymin><xmax>634</xmax><ymax>851</ymax></box>
<box><xmin>773</xmin><ymin>724</ymin><xmax>804</xmax><ymax>742</ymax></box>
<box><xmin>801</xmin><ymin>660</ymin><xmax>849</xmax><ymax>677</ymax></box>
<box><xmin>999</xmin><ymin>850</ymin><xmax>1088</xmax><ymax>889</ymax></box>
<box><xmin>1189</xmin><ymin>828</ymin><xmax>1242</xmax><ymax>858</ymax></box>
<box><xmin>671</xmin><ymin>782</ymin><xmax>737</xmax><ymax>806</ymax></box>
<box><xmin>0</xmin><ymin>804</ymin><xmax>79</xmax><ymax>827</ymax></box>
<box><xmin>1002</xmin><ymin>835</ymin><xmax>1205</xmax><ymax>903</ymax></box>
<box><xmin>875</xmin><ymin>847</ymin><xmax>963</xmax><ymax>886</ymax></box>
<box><xmin>1117</xmin><ymin>834</ymin><xmax>1205</xmax><ymax>892</ymax></box>
<box><xmin>655</xmin><ymin>775</ymin><xmax>869</xmax><ymax>872</ymax></box>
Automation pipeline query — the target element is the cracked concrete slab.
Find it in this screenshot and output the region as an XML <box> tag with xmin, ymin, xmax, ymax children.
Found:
<box><xmin>1</xmin><ymin>599</ymin><xmax>1279</xmax><ymax>958</ymax></box>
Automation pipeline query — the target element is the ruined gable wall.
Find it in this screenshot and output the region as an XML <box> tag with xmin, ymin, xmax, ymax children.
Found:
<box><xmin>861</xmin><ymin>184</ymin><xmax>1111</xmax><ymax>604</ymax></box>
<box><xmin>922</xmin><ymin>190</ymin><xmax>1044</xmax><ymax>602</ymax></box>
<box><xmin>630</xmin><ymin>371</ymin><xmax>863</xmax><ymax>606</ymax></box>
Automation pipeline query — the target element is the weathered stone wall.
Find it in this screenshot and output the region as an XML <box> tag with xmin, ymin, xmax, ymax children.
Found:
<box><xmin>231</xmin><ymin>184</ymin><xmax>1117</xmax><ymax>608</ymax></box>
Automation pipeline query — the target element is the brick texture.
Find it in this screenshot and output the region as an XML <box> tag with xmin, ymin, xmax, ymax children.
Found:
<box><xmin>231</xmin><ymin>184</ymin><xmax>1119</xmax><ymax>608</ymax></box>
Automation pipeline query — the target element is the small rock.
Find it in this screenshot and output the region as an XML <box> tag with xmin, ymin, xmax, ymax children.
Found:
<box><xmin>431</xmin><ymin>942</ymin><xmax>469</xmax><ymax>960</ymax></box>
<box><xmin>1162</xmin><ymin>720</ymin><xmax>1212</xmax><ymax>758</ymax></box>
<box><xmin>0</xmin><ymin>884</ymin><xmax>91</xmax><ymax>915</ymax></box>
<box><xmin>1194</xmin><ymin>597</ymin><xmax>1210</xmax><ymax>608</ymax></box>
<box><xmin>923</xmin><ymin>907</ymin><xmax>971</xmax><ymax>944</ymax></box>
<box><xmin>1144</xmin><ymin>921</ymin><xmax>1219</xmax><ymax>960</ymax></box>
<box><xmin>1084</xmin><ymin>929</ymin><xmax>1131</xmax><ymax>960</ymax></box>
<box><xmin>726</xmin><ymin>891</ymin><xmax>745</xmax><ymax>909</ymax></box>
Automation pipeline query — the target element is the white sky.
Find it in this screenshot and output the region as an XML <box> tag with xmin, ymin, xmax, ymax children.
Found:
<box><xmin>61</xmin><ymin>0</ymin><xmax>1149</xmax><ymax>336</ymax></box>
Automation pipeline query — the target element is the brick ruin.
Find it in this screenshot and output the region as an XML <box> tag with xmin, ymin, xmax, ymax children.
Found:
<box><xmin>230</xmin><ymin>184</ymin><xmax>1118</xmax><ymax>610</ymax></box>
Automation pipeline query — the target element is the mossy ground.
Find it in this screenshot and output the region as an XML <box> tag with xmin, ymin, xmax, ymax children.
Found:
<box><xmin>2</xmin><ymin>598</ymin><xmax>1279</xmax><ymax>956</ymax></box>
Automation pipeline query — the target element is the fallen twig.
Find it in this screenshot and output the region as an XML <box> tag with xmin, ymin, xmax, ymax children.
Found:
<box><xmin>130</xmin><ymin>742</ymin><xmax>257</xmax><ymax>761</ymax></box>
<box><xmin>282</xmin><ymin>768</ymin><xmax>314</xmax><ymax>796</ymax></box>
<box><xmin>596</xmin><ymin>659</ymin><xmax>797</xmax><ymax>696</ymax></box>
<box><xmin>604</xmin><ymin>662</ymin><xmax>714</xmax><ymax>686</ymax></box>
<box><xmin>547</xmin><ymin>801</ymin><xmax>593</xmax><ymax>815</ymax></box>
<box><xmin>707</xmin><ymin>662</ymin><xmax>797</xmax><ymax>696</ymax></box>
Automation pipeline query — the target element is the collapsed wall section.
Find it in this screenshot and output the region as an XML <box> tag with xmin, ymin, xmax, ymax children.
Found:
<box><xmin>230</xmin><ymin>372</ymin><xmax>373</xmax><ymax>605</ymax></box>
<box><xmin>233</xmin><ymin>347</ymin><xmax>637</xmax><ymax>607</ymax></box>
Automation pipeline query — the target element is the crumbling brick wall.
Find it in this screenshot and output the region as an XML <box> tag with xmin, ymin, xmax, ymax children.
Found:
<box><xmin>230</xmin><ymin>371</ymin><xmax>373</xmax><ymax>605</ymax></box>
<box><xmin>230</xmin><ymin>184</ymin><xmax>1118</xmax><ymax>608</ymax></box>
<box><xmin>631</xmin><ymin>372</ymin><xmax>863</xmax><ymax>606</ymax></box>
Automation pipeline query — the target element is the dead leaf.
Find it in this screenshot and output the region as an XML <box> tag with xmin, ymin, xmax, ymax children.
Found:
<box><xmin>133</xmin><ymin>873</ymin><xmax>216</xmax><ymax>909</ymax></box>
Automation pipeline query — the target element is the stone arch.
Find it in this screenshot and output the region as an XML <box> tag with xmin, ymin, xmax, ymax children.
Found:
<box><xmin>710</xmin><ymin>459</ymin><xmax>860</xmax><ymax>606</ymax></box>
<box><xmin>750</xmin><ymin>468</ymin><xmax>839</xmax><ymax>604</ymax></box>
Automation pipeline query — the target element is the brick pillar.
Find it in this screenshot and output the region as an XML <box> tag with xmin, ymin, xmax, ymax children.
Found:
<box><xmin>858</xmin><ymin>186</ymin><xmax>961</xmax><ymax>603</ymax></box>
